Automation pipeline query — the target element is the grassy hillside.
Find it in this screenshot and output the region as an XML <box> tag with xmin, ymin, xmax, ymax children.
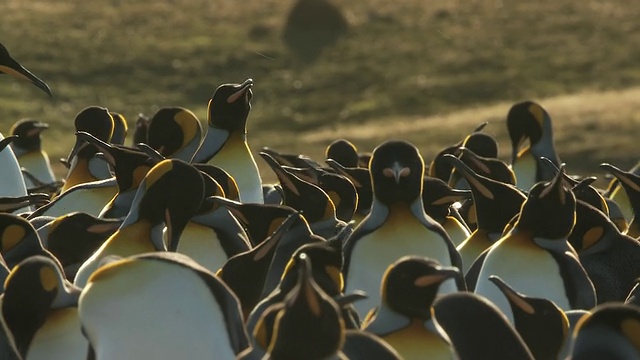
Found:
<box><xmin>1</xmin><ymin>0</ymin><xmax>639</xmax><ymax>180</ymax></box>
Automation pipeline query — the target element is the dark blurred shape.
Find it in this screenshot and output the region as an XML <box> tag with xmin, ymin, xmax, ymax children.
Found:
<box><xmin>282</xmin><ymin>0</ymin><xmax>349</xmax><ymax>62</ymax></box>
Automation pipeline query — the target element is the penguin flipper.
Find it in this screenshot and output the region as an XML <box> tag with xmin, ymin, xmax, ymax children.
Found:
<box><xmin>464</xmin><ymin>248</ymin><xmax>490</xmax><ymax>292</ymax></box>
<box><xmin>549</xmin><ymin>251</ymin><xmax>597</xmax><ymax>309</ymax></box>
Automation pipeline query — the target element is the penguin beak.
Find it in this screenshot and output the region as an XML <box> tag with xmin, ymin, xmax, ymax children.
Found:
<box><xmin>540</xmin><ymin>164</ymin><xmax>566</xmax><ymax>203</ymax></box>
<box><xmin>0</xmin><ymin>52</ymin><xmax>53</xmax><ymax>98</ymax></box>
<box><xmin>488</xmin><ymin>275</ymin><xmax>535</xmax><ymax>314</ymax></box>
<box><xmin>415</xmin><ymin>266</ymin><xmax>460</xmax><ymax>288</ymax></box>
<box><xmin>27</xmin><ymin>122</ymin><xmax>50</xmax><ymax>137</ymax></box>
<box><xmin>227</xmin><ymin>78</ymin><xmax>254</xmax><ymax>104</ymax></box>
<box><xmin>383</xmin><ymin>162</ymin><xmax>411</xmax><ymax>184</ymax></box>
<box><xmin>62</xmin><ymin>136</ymin><xmax>86</xmax><ymax>168</ymax></box>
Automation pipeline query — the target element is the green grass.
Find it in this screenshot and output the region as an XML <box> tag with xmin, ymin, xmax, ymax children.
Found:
<box><xmin>1</xmin><ymin>0</ymin><xmax>639</xmax><ymax>180</ymax></box>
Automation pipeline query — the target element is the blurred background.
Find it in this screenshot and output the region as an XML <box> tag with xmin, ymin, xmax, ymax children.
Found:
<box><xmin>1</xmin><ymin>0</ymin><xmax>639</xmax><ymax>179</ymax></box>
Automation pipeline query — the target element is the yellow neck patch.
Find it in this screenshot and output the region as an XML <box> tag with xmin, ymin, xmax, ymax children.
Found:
<box><xmin>2</xmin><ymin>224</ymin><xmax>26</xmax><ymax>252</ymax></box>
<box><xmin>620</xmin><ymin>318</ymin><xmax>640</xmax><ymax>352</ymax></box>
<box><xmin>581</xmin><ymin>226</ymin><xmax>604</xmax><ymax>250</ymax></box>
<box><xmin>39</xmin><ymin>266</ymin><xmax>58</xmax><ymax>292</ymax></box>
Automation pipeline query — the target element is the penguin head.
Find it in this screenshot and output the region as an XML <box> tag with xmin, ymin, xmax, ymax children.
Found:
<box><xmin>195</xmin><ymin>164</ymin><xmax>240</xmax><ymax>201</ymax></box>
<box><xmin>461</xmin><ymin>132</ymin><xmax>499</xmax><ymax>159</ymax></box>
<box><xmin>507</xmin><ymin>101</ymin><xmax>549</xmax><ymax>163</ymax></box>
<box><xmin>147</xmin><ymin>107</ymin><xmax>202</xmax><ymax>159</ymax></box>
<box><xmin>325</xmin><ymin>138</ymin><xmax>359</xmax><ymax>168</ymax></box>
<box><xmin>489</xmin><ymin>275</ymin><xmax>569</xmax><ymax>360</ymax></box>
<box><xmin>370</xmin><ymin>140</ymin><xmax>425</xmax><ymax>205</ymax></box>
<box><xmin>133</xmin><ymin>159</ymin><xmax>204</xmax><ymax>251</ymax></box>
<box><xmin>2</xmin><ymin>255</ymin><xmax>79</xmax><ymax>358</ymax></box>
<box><xmin>0</xmin><ymin>213</ymin><xmax>50</xmax><ymax>269</ymax></box>
<box><xmin>207</xmin><ymin>79</ymin><xmax>253</xmax><ymax>133</ymax></box>
<box><xmin>10</xmin><ymin>119</ymin><xmax>49</xmax><ymax>151</ymax></box>
<box><xmin>516</xmin><ymin>166</ymin><xmax>576</xmax><ymax>239</ymax></box>
<box><xmin>64</xmin><ymin>106</ymin><xmax>115</xmax><ymax>166</ymax></box>
<box><xmin>0</xmin><ymin>42</ymin><xmax>52</xmax><ymax>97</ymax></box>
<box><xmin>109</xmin><ymin>112</ymin><xmax>128</xmax><ymax>146</ymax></box>
<box><xmin>570</xmin><ymin>303</ymin><xmax>640</xmax><ymax>359</ymax></box>
<box><xmin>382</xmin><ymin>256</ymin><xmax>459</xmax><ymax>319</ymax></box>
<box><xmin>600</xmin><ymin>163</ymin><xmax>640</xmax><ymax>216</ymax></box>
<box><xmin>267</xmin><ymin>253</ymin><xmax>345</xmax><ymax>360</ymax></box>
<box><xmin>261</xmin><ymin>151</ymin><xmax>337</xmax><ymax>224</ymax></box>
<box><xmin>443</xmin><ymin>154</ymin><xmax>525</xmax><ymax>233</ymax></box>
<box><xmin>46</xmin><ymin>212</ymin><xmax>121</xmax><ymax>269</ymax></box>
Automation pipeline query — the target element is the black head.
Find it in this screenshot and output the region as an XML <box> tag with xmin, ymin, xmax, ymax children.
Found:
<box><xmin>148</xmin><ymin>107</ymin><xmax>202</xmax><ymax>158</ymax></box>
<box><xmin>268</xmin><ymin>253</ymin><xmax>345</xmax><ymax>360</ymax></box>
<box><xmin>383</xmin><ymin>256</ymin><xmax>459</xmax><ymax>319</ymax></box>
<box><xmin>136</xmin><ymin>159</ymin><xmax>204</xmax><ymax>251</ymax></box>
<box><xmin>507</xmin><ymin>101</ymin><xmax>547</xmax><ymax>162</ymax></box>
<box><xmin>10</xmin><ymin>119</ymin><xmax>49</xmax><ymax>151</ymax></box>
<box><xmin>326</xmin><ymin>139</ymin><xmax>359</xmax><ymax>167</ymax></box>
<box><xmin>133</xmin><ymin>113</ymin><xmax>150</xmax><ymax>145</ymax></box>
<box><xmin>109</xmin><ymin>112</ymin><xmax>128</xmax><ymax>145</ymax></box>
<box><xmin>462</xmin><ymin>132</ymin><xmax>499</xmax><ymax>159</ymax></box>
<box><xmin>370</xmin><ymin>140</ymin><xmax>425</xmax><ymax>204</ymax></box>
<box><xmin>208</xmin><ymin>79</ymin><xmax>253</xmax><ymax>132</ymax></box>
<box><xmin>2</xmin><ymin>256</ymin><xmax>76</xmax><ymax>358</ymax></box>
<box><xmin>490</xmin><ymin>276</ymin><xmax>568</xmax><ymax>360</ymax></box>
<box><xmin>517</xmin><ymin>167</ymin><xmax>576</xmax><ymax>239</ymax></box>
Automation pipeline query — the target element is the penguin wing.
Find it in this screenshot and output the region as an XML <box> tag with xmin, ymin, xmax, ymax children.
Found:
<box><xmin>414</xmin><ymin>214</ymin><xmax>466</xmax><ymax>291</ymax></box>
<box><xmin>464</xmin><ymin>248</ymin><xmax>490</xmax><ymax>292</ymax></box>
<box><xmin>342</xmin><ymin>218</ymin><xmax>385</xmax><ymax>281</ymax></box>
<box><xmin>548</xmin><ymin>249</ymin><xmax>597</xmax><ymax>310</ymax></box>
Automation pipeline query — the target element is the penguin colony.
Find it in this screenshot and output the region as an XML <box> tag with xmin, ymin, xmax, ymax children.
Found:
<box><xmin>1</xmin><ymin>42</ymin><xmax>640</xmax><ymax>360</ymax></box>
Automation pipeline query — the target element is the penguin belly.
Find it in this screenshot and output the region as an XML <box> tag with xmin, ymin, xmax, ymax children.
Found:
<box><xmin>0</xmin><ymin>135</ymin><xmax>28</xmax><ymax>199</ymax></box>
<box><xmin>79</xmin><ymin>260</ymin><xmax>237</xmax><ymax>360</ymax></box>
<box><xmin>43</xmin><ymin>185</ymin><xmax>117</xmax><ymax>218</ymax></box>
<box><xmin>474</xmin><ymin>234</ymin><xmax>570</xmax><ymax>324</ymax></box>
<box><xmin>511</xmin><ymin>150</ymin><xmax>538</xmax><ymax>191</ymax></box>
<box><xmin>26</xmin><ymin>308</ymin><xmax>87</xmax><ymax>360</ymax></box>
<box><xmin>175</xmin><ymin>222</ymin><xmax>230</xmax><ymax>273</ymax></box>
<box><xmin>457</xmin><ymin>230</ymin><xmax>496</xmax><ymax>273</ymax></box>
<box><xmin>382</xmin><ymin>320</ymin><xmax>452</xmax><ymax>360</ymax></box>
<box><xmin>209</xmin><ymin>139</ymin><xmax>263</xmax><ymax>204</ymax></box>
<box><xmin>346</xmin><ymin>209</ymin><xmax>455</xmax><ymax>317</ymax></box>
<box><xmin>17</xmin><ymin>151</ymin><xmax>56</xmax><ymax>186</ymax></box>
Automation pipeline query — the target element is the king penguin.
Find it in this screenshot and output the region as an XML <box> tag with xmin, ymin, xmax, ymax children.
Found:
<box><xmin>507</xmin><ymin>101</ymin><xmax>561</xmax><ymax>191</ymax></box>
<box><xmin>489</xmin><ymin>275</ymin><xmax>569</xmax><ymax>360</ymax></box>
<box><xmin>362</xmin><ymin>256</ymin><xmax>459</xmax><ymax>360</ymax></box>
<box><xmin>443</xmin><ymin>154</ymin><xmax>526</xmax><ymax>272</ymax></box>
<box><xmin>2</xmin><ymin>255</ymin><xmax>87</xmax><ymax>360</ymax></box>
<box><xmin>433</xmin><ymin>292</ymin><xmax>535</xmax><ymax>359</ymax></box>
<box><xmin>73</xmin><ymin>158</ymin><xmax>204</xmax><ymax>287</ymax></box>
<box><xmin>473</xmin><ymin>167</ymin><xmax>596</xmax><ymax>324</ymax></box>
<box><xmin>343</xmin><ymin>140</ymin><xmax>464</xmax><ymax>318</ymax></box>
<box><xmin>9</xmin><ymin>119</ymin><xmax>57</xmax><ymax>189</ymax></box>
<box><xmin>78</xmin><ymin>251</ymin><xmax>249</xmax><ymax>359</ymax></box>
<box><xmin>569</xmin><ymin>303</ymin><xmax>640</xmax><ymax>359</ymax></box>
<box><xmin>191</xmin><ymin>79</ymin><xmax>264</xmax><ymax>204</ymax></box>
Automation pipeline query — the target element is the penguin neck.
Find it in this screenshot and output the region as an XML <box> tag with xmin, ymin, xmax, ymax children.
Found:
<box><xmin>108</xmin><ymin>219</ymin><xmax>164</xmax><ymax>252</ymax></box>
<box><xmin>363</xmin><ymin>303</ymin><xmax>411</xmax><ymax>335</ymax></box>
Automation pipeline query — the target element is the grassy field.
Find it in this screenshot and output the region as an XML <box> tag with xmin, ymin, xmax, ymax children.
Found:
<box><xmin>1</xmin><ymin>0</ymin><xmax>639</xmax><ymax>181</ymax></box>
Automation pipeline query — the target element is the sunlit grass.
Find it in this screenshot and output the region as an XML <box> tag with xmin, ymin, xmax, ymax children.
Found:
<box><xmin>1</xmin><ymin>0</ymin><xmax>639</xmax><ymax>180</ymax></box>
